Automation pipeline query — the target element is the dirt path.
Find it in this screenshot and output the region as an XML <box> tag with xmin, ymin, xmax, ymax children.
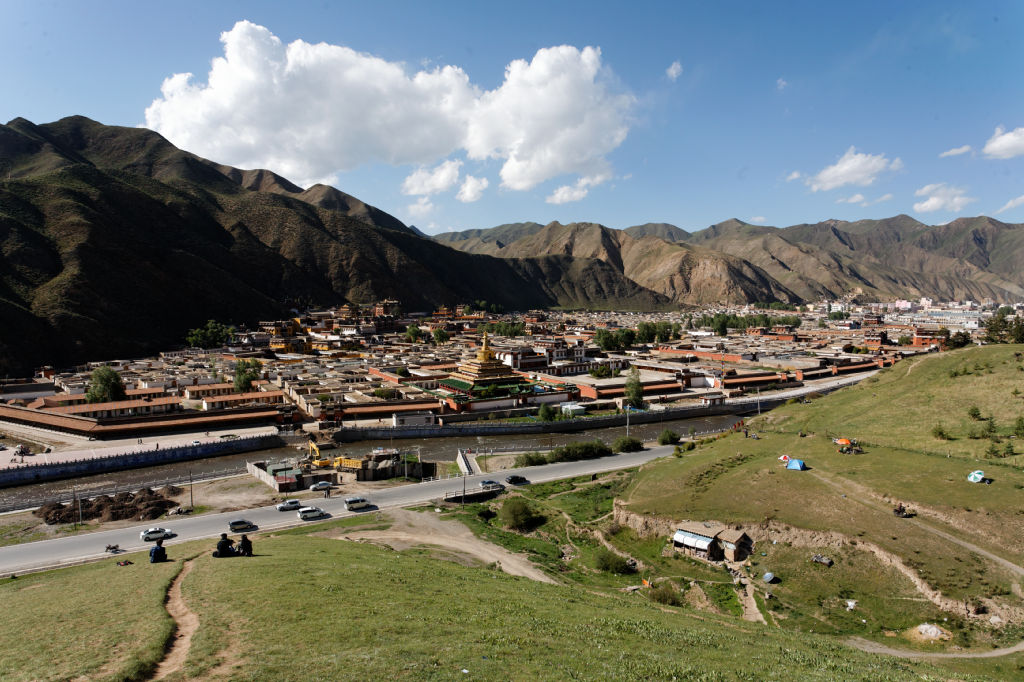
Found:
<box><xmin>846</xmin><ymin>636</ymin><xmax>1024</xmax><ymax>659</ymax></box>
<box><xmin>344</xmin><ymin>509</ymin><xmax>557</xmax><ymax>584</ymax></box>
<box><xmin>736</xmin><ymin>580</ymin><xmax>766</xmax><ymax>624</ymax></box>
<box><xmin>151</xmin><ymin>559</ymin><xmax>199</xmax><ymax>680</ymax></box>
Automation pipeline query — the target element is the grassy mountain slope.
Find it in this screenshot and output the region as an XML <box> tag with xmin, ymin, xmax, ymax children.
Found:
<box><xmin>625</xmin><ymin>346</ymin><xmax>1024</xmax><ymax>648</ymax></box>
<box><xmin>0</xmin><ymin>117</ymin><xmax>671</xmax><ymax>374</ymax></box>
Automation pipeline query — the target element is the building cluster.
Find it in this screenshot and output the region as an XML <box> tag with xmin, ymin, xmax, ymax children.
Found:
<box><xmin>2</xmin><ymin>295</ymin><xmax>1011</xmax><ymax>439</ymax></box>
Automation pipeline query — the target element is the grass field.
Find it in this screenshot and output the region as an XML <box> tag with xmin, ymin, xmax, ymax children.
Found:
<box><xmin>623</xmin><ymin>345</ymin><xmax>1024</xmax><ymax>649</ymax></box>
<box><xmin>1</xmin><ymin>521</ymin><xmax>1002</xmax><ymax>682</ymax></box>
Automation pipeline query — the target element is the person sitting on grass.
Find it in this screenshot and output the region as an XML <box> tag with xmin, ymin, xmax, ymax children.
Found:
<box><xmin>238</xmin><ymin>534</ymin><xmax>253</xmax><ymax>557</ymax></box>
<box><xmin>149</xmin><ymin>539</ymin><xmax>168</xmax><ymax>563</ymax></box>
<box><xmin>214</xmin><ymin>533</ymin><xmax>236</xmax><ymax>558</ymax></box>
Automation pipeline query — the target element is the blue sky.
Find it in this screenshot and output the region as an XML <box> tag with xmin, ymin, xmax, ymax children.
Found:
<box><xmin>3</xmin><ymin>1</ymin><xmax>1023</xmax><ymax>232</ymax></box>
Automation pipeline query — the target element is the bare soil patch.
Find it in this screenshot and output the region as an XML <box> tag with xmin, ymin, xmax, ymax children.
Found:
<box><xmin>343</xmin><ymin>508</ymin><xmax>557</xmax><ymax>584</ymax></box>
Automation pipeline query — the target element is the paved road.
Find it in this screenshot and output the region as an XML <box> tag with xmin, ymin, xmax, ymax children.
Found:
<box><xmin>0</xmin><ymin>445</ymin><xmax>677</xmax><ymax>575</ymax></box>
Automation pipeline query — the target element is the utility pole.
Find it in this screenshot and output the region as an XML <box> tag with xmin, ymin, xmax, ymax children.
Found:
<box><xmin>462</xmin><ymin>471</ymin><xmax>466</xmax><ymax>510</ymax></box>
<box><xmin>72</xmin><ymin>485</ymin><xmax>77</xmax><ymax>531</ymax></box>
<box><xmin>626</xmin><ymin>406</ymin><xmax>630</xmax><ymax>438</ymax></box>
<box><xmin>189</xmin><ymin>468</ymin><xmax>194</xmax><ymax>509</ymax></box>
<box><xmin>757</xmin><ymin>387</ymin><xmax>761</xmax><ymax>416</ymax></box>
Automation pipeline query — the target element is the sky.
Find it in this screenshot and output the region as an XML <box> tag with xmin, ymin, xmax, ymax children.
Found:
<box><xmin>2</xmin><ymin>1</ymin><xmax>1023</xmax><ymax>234</ymax></box>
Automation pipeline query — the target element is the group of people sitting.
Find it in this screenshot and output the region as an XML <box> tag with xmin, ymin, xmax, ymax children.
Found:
<box><xmin>147</xmin><ymin>533</ymin><xmax>254</xmax><ymax>563</ymax></box>
<box><xmin>213</xmin><ymin>533</ymin><xmax>253</xmax><ymax>558</ymax></box>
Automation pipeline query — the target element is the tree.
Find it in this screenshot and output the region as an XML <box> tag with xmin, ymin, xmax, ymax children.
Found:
<box><xmin>624</xmin><ymin>366</ymin><xmax>644</xmax><ymax>409</ymax></box>
<box><xmin>589</xmin><ymin>365</ymin><xmax>613</xmax><ymax>378</ymax></box>
<box><xmin>670</xmin><ymin>322</ymin><xmax>682</xmax><ymax>340</ymax></box>
<box><xmin>85</xmin><ymin>366</ymin><xmax>126</xmax><ymax>403</ymax></box>
<box><xmin>537</xmin><ymin>403</ymin><xmax>557</xmax><ymax>422</ymax></box>
<box><xmin>947</xmin><ymin>331</ymin><xmax>972</xmax><ymax>349</ymax></box>
<box><xmin>615</xmin><ymin>328</ymin><xmax>636</xmax><ymax>349</ymax></box>
<box><xmin>967</xmin><ymin>405</ymin><xmax>982</xmax><ymax>420</ymax></box>
<box><xmin>233</xmin><ymin>358</ymin><xmax>261</xmax><ymax>393</ymax></box>
<box><xmin>713</xmin><ymin>318</ymin><xmax>728</xmax><ymax>337</ymax></box>
<box><xmin>658</xmin><ymin>429</ymin><xmax>680</xmax><ymax>445</ymax></box>
<box><xmin>636</xmin><ymin>322</ymin><xmax>656</xmax><ymax>344</ymax></box>
<box><xmin>432</xmin><ymin>329</ymin><xmax>450</xmax><ymax>345</ymax></box>
<box><xmin>984</xmin><ymin>315</ymin><xmax>1007</xmax><ymax>344</ymax></box>
<box><xmin>499</xmin><ymin>498</ymin><xmax>543</xmax><ymax>531</ymax></box>
<box><xmin>897</xmin><ymin>335</ymin><xmax>912</xmax><ymax>346</ymax></box>
<box><xmin>655</xmin><ymin>322</ymin><xmax>672</xmax><ymax>343</ymax></box>
<box><xmin>405</xmin><ymin>325</ymin><xmax>423</xmax><ymax>342</ymax></box>
<box><xmin>186</xmin><ymin>319</ymin><xmax>235</xmax><ymax>348</ymax></box>
<box><xmin>1015</xmin><ymin>416</ymin><xmax>1024</xmax><ymax>439</ymax></box>
<box><xmin>594</xmin><ymin>329</ymin><xmax>619</xmax><ymax>352</ymax></box>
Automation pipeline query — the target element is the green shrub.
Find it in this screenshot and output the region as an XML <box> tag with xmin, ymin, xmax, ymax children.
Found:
<box><xmin>499</xmin><ymin>498</ymin><xmax>544</xmax><ymax>531</ymax></box>
<box><xmin>612</xmin><ymin>436</ymin><xmax>644</xmax><ymax>453</ymax></box>
<box><xmin>967</xmin><ymin>405</ymin><xmax>982</xmax><ymax>420</ymax></box>
<box><xmin>931</xmin><ymin>424</ymin><xmax>950</xmax><ymax>440</ymax></box>
<box><xmin>594</xmin><ymin>548</ymin><xmax>635</xmax><ymax>574</ymax></box>
<box><xmin>649</xmin><ymin>581</ymin><xmax>683</xmax><ymax>606</ymax></box>
<box><xmin>657</xmin><ymin>429</ymin><xmax>680</xmax><ymax>445</ymax></box>
<box><xmin>543</xmin><ymin>440</ymin><xmax>612</xmax><ymax>464</ymax></box>
<box><xmin>684</xmin><ymin>441</ymin><xmax>696</xmax><ymax>451</ymax></box>
<box><xmin>513</xmin><ymin>452</ymin><xmax>547</xmax><ymax>467</ymax></box>
<box><xmin>537</xmin><ymin>403</ymin><xmax>557</xmax><ymax>421</ymax></box>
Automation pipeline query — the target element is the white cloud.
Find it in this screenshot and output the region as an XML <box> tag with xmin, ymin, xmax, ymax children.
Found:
<box><xmin>862</xmin><ymin>193</ymin><xmax>893</xmax><ymax>206</ymax></box>
<box><xmin>785</xmin><ymin>170</ymin><xmax>801</xmax><ymax>182</ymax></box>
<box><xmin>401</xmin><ymin>159</ymin><xmax>462</xmax><ymax>195</ymax></box>
<box><xmin>913</xmin><ymin>183</ymin><xmax>976</xmax><ymax>213</ymax></box>
<box><xmin>749</xmin><ymin>216</ymin><xmax>766</xmax><ymax>224</ymax></box>
<box><xmin>776</xmin><ymin>77</ymin><xmax>788</xmax><ymax>91</ymax></box>
<box><xmin>666</xmin><ymin>60</ymin><xmax>683</xmax><ymax>81</ymax></box>
<box><xmin>996</xmin><ymin>194</ymin><xmax>1024</xmax><ymax>215</ymax></box>
<box><xmin>456</xmin><ymin>175</ymin><xmax>489</xmax><ymax>203</ymax></box>
<box><xmin>407</xmin><ymin>196</ymin><xmax>434</xmax><ymax>218</ymax></box>
<box><xmin>806</xmin><ymin>146</ymin><xmax>902</xmax><ymax>192</ymax></box>
<box><xmin>836</xmin><ymin>193</ymin><xmax>865</xmax><ymax>204</ymax></box>
<box><xmin>983</xmin><ymin>126</ymin><xmax>1024</xmax><ymax>159</ymax></box>
<box><xmin>545</xmin><ymin>173</ymin><xmax>610</xmax><ymax>204</ymax></box>
<box><xmin>939</xmin><ymin>145</ymin><xmax>971</xmax><ymax>158</ymax></box>
<box><xmin>145</xmin><ymin>21</ymin><xmax>634</xmax><ymax>193</ymax></box>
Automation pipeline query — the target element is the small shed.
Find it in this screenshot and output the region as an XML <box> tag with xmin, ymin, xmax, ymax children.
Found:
<box><xmin>716</xmin><ymin>528</ymin><xmax>753</xmax><ymax>561</ymax></box>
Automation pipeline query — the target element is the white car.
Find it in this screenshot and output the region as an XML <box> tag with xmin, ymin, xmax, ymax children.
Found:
<box><xmin>190</xmin><ymin>440</ymin><xmax>202</xmax><ymax>446</ymax></box>
<box><xmin>140</xmin><ymin>527</ymin><xmax>173</xmax><ymax>541</ymax></box>
<box><xmin>276</xmin><ymin>499</ymin><xmax>301</xmax><ymax>511</ymax></box>
<box><xmin>309</xmin><ymin>481</ymin><xmax>332</xmax><ymax>491</ymax></box>
<box><xmin>297</xmin><ymin>506</ymin><xmax>325</xmax><ymax>520</ymax></box>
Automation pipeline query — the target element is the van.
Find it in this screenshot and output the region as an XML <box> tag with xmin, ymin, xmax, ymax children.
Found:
<box><xmin>297</xmin><ymin>506</ymin><xmax>325</xmax><ymax>520</ymax></box>
<box><xmin>344</xmin><ymin>496</ymin><xmax>370</xmax><ymax>511</ymax></box>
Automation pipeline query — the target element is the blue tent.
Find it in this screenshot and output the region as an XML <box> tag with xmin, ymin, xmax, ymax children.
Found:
<box><xmin>786</xmin><ymin>458</ymin><xmax>807</xmax><ymax>471</ymax></box>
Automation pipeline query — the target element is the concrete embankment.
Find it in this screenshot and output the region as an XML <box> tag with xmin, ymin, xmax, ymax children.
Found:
<box><xmin>334</xmin><ymin>401</ymin><xmax>781</xmax><ymax>443</ymax></box>
<box><xmin>0</xmin><ymin>435</ymin><xmax>282</xmax><ymax>488</ymax></box>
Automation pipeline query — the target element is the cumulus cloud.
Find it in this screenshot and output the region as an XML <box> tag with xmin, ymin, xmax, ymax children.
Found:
<box><xmin>545</xmin><ymin>173</ymin><xmax>610</xmax><ymax>204</ymax></box>
<box><xmin>145</xmin><ymin>21</ymin><xmax>634</xmax><ymax>192</ymax></box>
<box><xmin>913</xmin><ymin>183</ymin><xmax>976</xmax><ymax>213</ymax></box>
<box><xmin>836</xmin><ymin>193</ymin><xmax>865</xmax><ymax>204</ymax></box>
<box><xmin>806</xmin><ymin>146</ymin><xmax>902</xmax><ymax>192</ymax></box>
<box><xmin>939</xmin><ymin>144</ymin><xmax>971</xmax><ymax>158</ymax></box>
<box><xmin>749</xmin><ymin>216</ymin><xmax>767</xmax><ymax>224</ymax></box>
<box><xmin>776</xmin><ymin>77</ymin><xmax>788</xmax><ymax>91</ymax></box>
<box><xmin>983</xmin><ymin>126</ymin><xmax>1024</xmax><ymax>159</ymax></box>
<box><xmin>996</xmin><ymin>194</ymin><xmax>1024</xmax><ymax>215</ymax></box>
<box><xmin>456</xmin><ymin>175</ymin><xmax>489</xmax><ymax>203</ymax></box>
<box><xmin>401</xmin><ymin>160</ymin><xmax>462</xmax><ymax>195</ymax></box>
<box><xmin>407</xmin><ymin>196</ymin><xmax>434</xmax><ymax>218</ymax></box>
<box><xmin>785</xmin><ymin>170</ymin><xmax>801</xmax><ymax>182</ymax></box>
<box><xmin>666</xmin><ymin>60</ymin><xmax>683</xmax><ymax>81</ymax></box>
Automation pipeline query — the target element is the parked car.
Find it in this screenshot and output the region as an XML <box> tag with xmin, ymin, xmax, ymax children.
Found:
<box><xmin>228</xmin><ymin>519</ymin><xmax>254</xmax><ymax>532</ymax></box>
<box><xmin>505</xmin><ymin>475</ymin><xmax>527</xmax><ymax>485</ymax></box>
<box><xmin>309</xmin><ymin>481</ymin><xmax>332</xmax><ymax>491</ymax></box>
<box><xmin>297</xmin><ymin>506</ymin><xmax>325</xmax><ymax>520</ymax></box>
<box><xmin>479</xmin><ymin>479</ymin><xmax>505</xmax><ymax>490</ymax></box>
<box><xmin>190</xmin><ymin>440</ymin><xmax>202</xmax><ymax>446</ymax></box>
<box><xmin>344</xmin><ymin>496</ymin><xmax>370</xmax><ymax>511</ymax></box>
<box><xmin>140</xmin><ymin>527</ymin><xmax>173</xmax><ymax>541</ymax></box>
<box><xmin>276</xmin><ymin>499</ymin><xmax>301</xmax><ymax>511</ymax></box>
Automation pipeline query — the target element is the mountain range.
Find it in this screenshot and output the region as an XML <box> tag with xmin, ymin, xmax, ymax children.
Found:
<box><xmin>2</xmin><ymin>115</ymin><xmax>1022</xmax><ymax>375</ymax></box>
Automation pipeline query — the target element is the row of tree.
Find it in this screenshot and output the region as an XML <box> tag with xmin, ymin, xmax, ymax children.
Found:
<box><xmin>982</xmin><ymin>308</ymin><xmax>1024</xmax><ymax>344</ymax></box>
<box><xmin>689</xmin><ymin>313</ymin><xmax>802</xmax><ymax>337</ymax></box>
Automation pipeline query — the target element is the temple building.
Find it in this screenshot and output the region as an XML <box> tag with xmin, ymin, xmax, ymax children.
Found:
<box><xmin>441</xmin><ymin>332</ymin><xmax>527</xmax><ymax>395</ymax></box>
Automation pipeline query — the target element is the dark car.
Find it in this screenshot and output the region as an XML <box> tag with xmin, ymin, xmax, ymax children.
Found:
<box><xmin>505</xmin><ymin>475</ymin><xmax>528</xmax><ymax>485</ymax></box>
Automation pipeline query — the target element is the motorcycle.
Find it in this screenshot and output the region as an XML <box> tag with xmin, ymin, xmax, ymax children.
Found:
<box><xmin>105</xmin><ymin>544</ymin><xmax>121</xmax><ymax>553</ymax></box>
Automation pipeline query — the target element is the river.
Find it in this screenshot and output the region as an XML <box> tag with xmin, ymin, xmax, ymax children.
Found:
<box><xmin>0</xmin><ymin>413</ymin><xmax>741</xmax><ymax>509</ymax></box>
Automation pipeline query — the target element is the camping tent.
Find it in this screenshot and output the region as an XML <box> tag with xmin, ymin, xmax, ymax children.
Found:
<box><xmin>786</xmin><ymin>459</ymin><xmax>807</xmax><ymax>471</ymax></box>
<box><xmin>836</xmin><ymin>438</ymin><xmax>851</xmax><ymax>446</ymax></box>
<box><xmin>778</xmin><ymin>454</ymin><xmax>791</xmax><ymax>463</ymax></box>
<box><xmin>967</xmin><ymin>470</ymin><xmax>984</xmax><ymax>483</ymax></box>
